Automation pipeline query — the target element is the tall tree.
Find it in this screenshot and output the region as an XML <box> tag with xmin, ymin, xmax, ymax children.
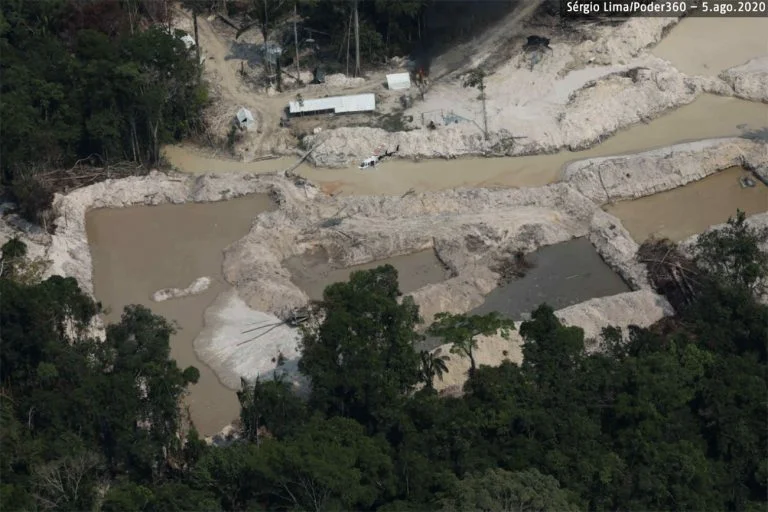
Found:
<box><xmin>438</xmin><ymin>468</ymin><xmax>580</xmax><ymax>512</ymax></box>
<box><xmin>418</xmin><ymin>350</ymin><xmax>449</xmax><ymax>390</ymax></box>
<box><xmin>298</xmin><ymin>265</ymin><xmax>422</xmax><ymax>430</ymax></box>
<box><xmin>694</xmin><ymin>209</ymin><xmax>768</xmax><ymax>295</ymax></box>
<box><xmin>427</xmin><ymin>312</ymin><xmax>514</xmax><ymax>375</ymax></box>
<box><xmin>463</xmin><ymin>68</ymin><xmax>489</xmax><ymax>140</ymax></box>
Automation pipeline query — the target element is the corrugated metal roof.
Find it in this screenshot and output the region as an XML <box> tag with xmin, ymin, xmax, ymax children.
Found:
<box><xmin>386</xmin><ymin>73</ymin><xmax>411</xmax><ymax>90</ymax></box>
<box><xmin>288</xmin><ymin>93</ymin><xmax>376</xmax><ymax>115</ymax></box>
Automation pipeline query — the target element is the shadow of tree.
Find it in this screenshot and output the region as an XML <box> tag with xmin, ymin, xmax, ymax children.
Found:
<box><xmin>739</xmin><ymin>126</ymin><xmax>768</xmax><ymax>142</ymax></box>
<box><xmin>226</xmin><ymin>41</ymin><xmax>265</xmax><ymax>66</ymax></box>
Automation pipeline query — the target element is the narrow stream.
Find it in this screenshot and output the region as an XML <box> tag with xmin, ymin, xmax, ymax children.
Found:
<box><xmin>87</xmin><ymin>195</ymin><xmax>275</xmax><ymax>435</ymax></box>
<box><xmin>165</xmin><ymin>95</ymin><xmax>767</xmax><ymax>196</ymax></box>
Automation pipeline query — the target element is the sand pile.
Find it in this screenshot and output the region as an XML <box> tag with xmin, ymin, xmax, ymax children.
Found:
<box><xmin>193</xmin><ymin>289</ymin><xmax>304</xmax><ymax>390</ymax></box>
<box><xmin>152</xmin><ymin>277</ymin><xmax>212</xmax><ymax>302</ymax></box>
<box><xmin>563</xmin><ymin>138</ymin><xmax>768</xmax><ymax>205</ymax></box>
<box><xmin>304</xmin><ymin>17</ymin><xmax>692</xmax><ymax>166</ymax></box>
<box><xmin>569</xmin><ymin>16</ymin><xmax>680</xmax><ymax>67</ymax></box>
<box><xmin>720</xmin><ymin>57</ymin><xmax>768</xmax><ymax>103</ymax></box>
<box><xmin>223</xmin><ymin>182</ymin><xmax>602</xmax><ymax>321</ymax></box>
<box><xmin>304</xmin><ymin>11</ymin><xmax>765</xmax><ymax>168</ymax></box>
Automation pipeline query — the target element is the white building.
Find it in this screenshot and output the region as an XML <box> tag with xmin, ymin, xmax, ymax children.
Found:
<box><xmin>288</xmin><ymin>93</ymin><xmax>376</xmax><ymax>116</ymax></box>
<box><xmin>236</xmin><ymin>108</ymin><xmax>255</xmax><ymax>131</ymax></box>
<box><xmin>386</xmin><ymin>72</ymin><xmax>411</xmax><ymax>91</ymax></box>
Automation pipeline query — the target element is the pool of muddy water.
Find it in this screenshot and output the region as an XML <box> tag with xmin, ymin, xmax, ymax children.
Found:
<box><xmin>471</xmin><ymin>238</ymin><xmax>630</xmax><ymax>320</ymax></box>
<box><xmin>606</xmin><ymin>167</ymin><xmax>768</xmax><ymax>243</ymax></box>
<box><xmin>418</xmin><ymin>238</ymin><xmax>630</xmax><ymax>351</ymax></box>
<box><xmin>284</xmin><ymin>248</ymin><xmax>452</xmax><ymax>301</ymax></box>
<box><xmin>87</xmin><ymin>195</ymin><xmax>275</xmax><ymax>436</ymax></box>
<box><xmin>652</xmin><ymin>18</ymin><xmax>768</xmax><ymax>77</ymax></box>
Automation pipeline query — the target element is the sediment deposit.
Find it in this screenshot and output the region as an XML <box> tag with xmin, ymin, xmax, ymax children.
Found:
<box><xmin>563</xmin><ymin>138</ymin><xmax>768</xmax><ymax>205</ymax></box>
<box><xmin>2</xmin><ymin>137</ymin><xmax>762</xmax><ymax>395</ymax></box>
<box><xmin>45</xmin><ymin>171</ymin><xmax>316</xmax><ymax>297</ymax></box>
<box><xmin>152</xmin><ymin>277</ymin><xmax>212</xmax><ymax>302</ymax></box>
<box><xmin>720</xmin><ymin>57</ymin><xmax>768</xmax><ymax>103</ymax></box>
<box><xmin>303</xmin><ymin>15</ymin><xmax>764</xmax><ymax>168</ymax></box>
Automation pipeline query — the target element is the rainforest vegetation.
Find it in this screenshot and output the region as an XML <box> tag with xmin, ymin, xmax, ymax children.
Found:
<box><xmin>2</xmin><ymin>211</ymin><xmax>766</xmax><ymax>511</ymax></box>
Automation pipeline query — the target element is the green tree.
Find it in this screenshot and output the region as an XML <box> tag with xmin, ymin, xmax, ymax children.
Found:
<box><xmin>258</xmin><ymin>416</ymin><xmax>394</xmax><ymax>511</ymax></box>
<box><xmin>418</xmin><ymin>350</ymin><xmax>449</xmax><ymax>390</ymax></box>
<box><xmin>428</xmin><ymin>311</ymin><xmax>514</xmax><ymax>375</ymax></box>
<box><xmin>237</xmin><ymin>374</ymin><xmax>306</xmax><ymax>442</ymax></box>
<box><xmin>1</xmin><ymin>238</ymin><xmax>50</xmax><ymax>284</ymax></box>
<box><xmin>694</xmin><ymin>209</ymin><xmax>768</xmax><ymax>294</ymax></box>
<box><xmin>463</xmin><ymin>68</ymin><xmax>489</xmax><ymax>140</ymax></box>
<box><xmin>298</xmin><ymin>265</ymin><xmax>422</xmax><ymax>430</ymax></box>
<box><xmin>439</xmin><ymin>468</ymin><xmax>579</xmax><ymax>512</ymax></box>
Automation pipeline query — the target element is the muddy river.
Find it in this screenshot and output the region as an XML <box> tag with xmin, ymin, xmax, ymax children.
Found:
<box><xmin>165</xmin><ymin>95</ymin><xmax>766</xmax><ymax>196</ymax></box>
<box><xmin>87</xmin><ymin>195</ymin><xmax>275</xmax><ymax>435</ymax></box>
<box><xmin>607</xmin><ymin>167</ymin><xmax>768</xmax><ymax>242</ymax></box>
<box><xmin>285</xmin><ymin>248</ymin><xmax>451</xmax><ymax>301</ymax></box>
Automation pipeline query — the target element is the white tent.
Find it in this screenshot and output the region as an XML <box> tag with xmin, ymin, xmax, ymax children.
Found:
<box><xmin>236</xmin><ymin>108</ymin><xmax>255</xmax><ymax>131</ymax></box>
<box><xmin>180</xmin><ymin>34</ymin><xmax>196</xmax><ymax>50</ymax></box>
<box><xmin>386</xmin><ymin>72</ymin><xmax>411</xmax><ymax>91</ymax></box>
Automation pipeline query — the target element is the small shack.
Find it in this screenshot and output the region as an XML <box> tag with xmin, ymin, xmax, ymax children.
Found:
<box><xmin>288</xmin><ymin>93</ymin><xmax>376</xmax><ymax>117</ymax></box>
<box><xmin>236</xmin><ymin>108</ymin><xmax>255</xmax><ymax>131</ymax></box>
<box><xmin>386</xmin><ymin>72</ymin><xmax>411</xmax><ymax>91</ymax></box>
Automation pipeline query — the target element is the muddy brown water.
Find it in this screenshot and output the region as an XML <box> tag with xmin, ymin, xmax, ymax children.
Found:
<box><xmin>87</xmin><ymin>195</ymin><xmax>275</xmax><ymax>435</ymax></box>
<box><xmin>418</xmin><ymin>238</ymin><xmax>630</xmax><ymax>351</ymax></box>
<box><xmin>606</xmin><ymin>167</ymin><xmax>768</xmax><ymax>243</ymax></box>
<box><xmin>471</xmin><ymin>238</ymin><xmax>630</xmax><ymax>319</ymax></box>
<box><xmin>165</xmin><ymin>95</ymin><xmax>767</xmax><ymax>196</ymax></box>
<box><xmin>284</xmin><ymin>248</ymin><xmax>452</xmax><ymax>302</ymax></box>
<box><xmin>652</xmin><ymin>18</ymin><xmax>768</xmax><ymax>77</ymax></box>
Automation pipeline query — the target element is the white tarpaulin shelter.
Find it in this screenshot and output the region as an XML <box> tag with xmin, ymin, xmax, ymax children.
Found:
<box><xmin>386</xmin><ymin>72</ymin><xmax>411</xmax><ymax>90</ymax></box>
<box><xmin>180</xmin><ymin>34</ymin><xmax>196</xmax><ymax>50</ymax></box>
<box><xmin>288</xmin><ymin>93</ymin><xmax>376</xmax><ymax>116</ymax></box>
<box><xmin>236</xmin><ymin>108</ymin><xmax>255</xmax><ymax>131</ymax></box>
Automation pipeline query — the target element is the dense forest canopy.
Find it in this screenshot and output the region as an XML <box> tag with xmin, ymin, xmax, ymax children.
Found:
<box><xmin>1</xmin><ymin>211</ymin><xmax>766</xmax><ymax>511</ymax></box>
<box><xmin>0</xmin><ymin>0</ymin><xmax>207</xmax><ymax>224</ymax></box>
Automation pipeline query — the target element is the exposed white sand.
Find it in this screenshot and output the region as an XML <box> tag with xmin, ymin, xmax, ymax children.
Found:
<box><xmin>193</xmin><ymin>288</ymin><xmax>303</xmax><ymax>390</ymax></box>
<box><xmin>152</xmin><ymin>276</ymin><xmax>212</xmax><ymax>302</ymax></box>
